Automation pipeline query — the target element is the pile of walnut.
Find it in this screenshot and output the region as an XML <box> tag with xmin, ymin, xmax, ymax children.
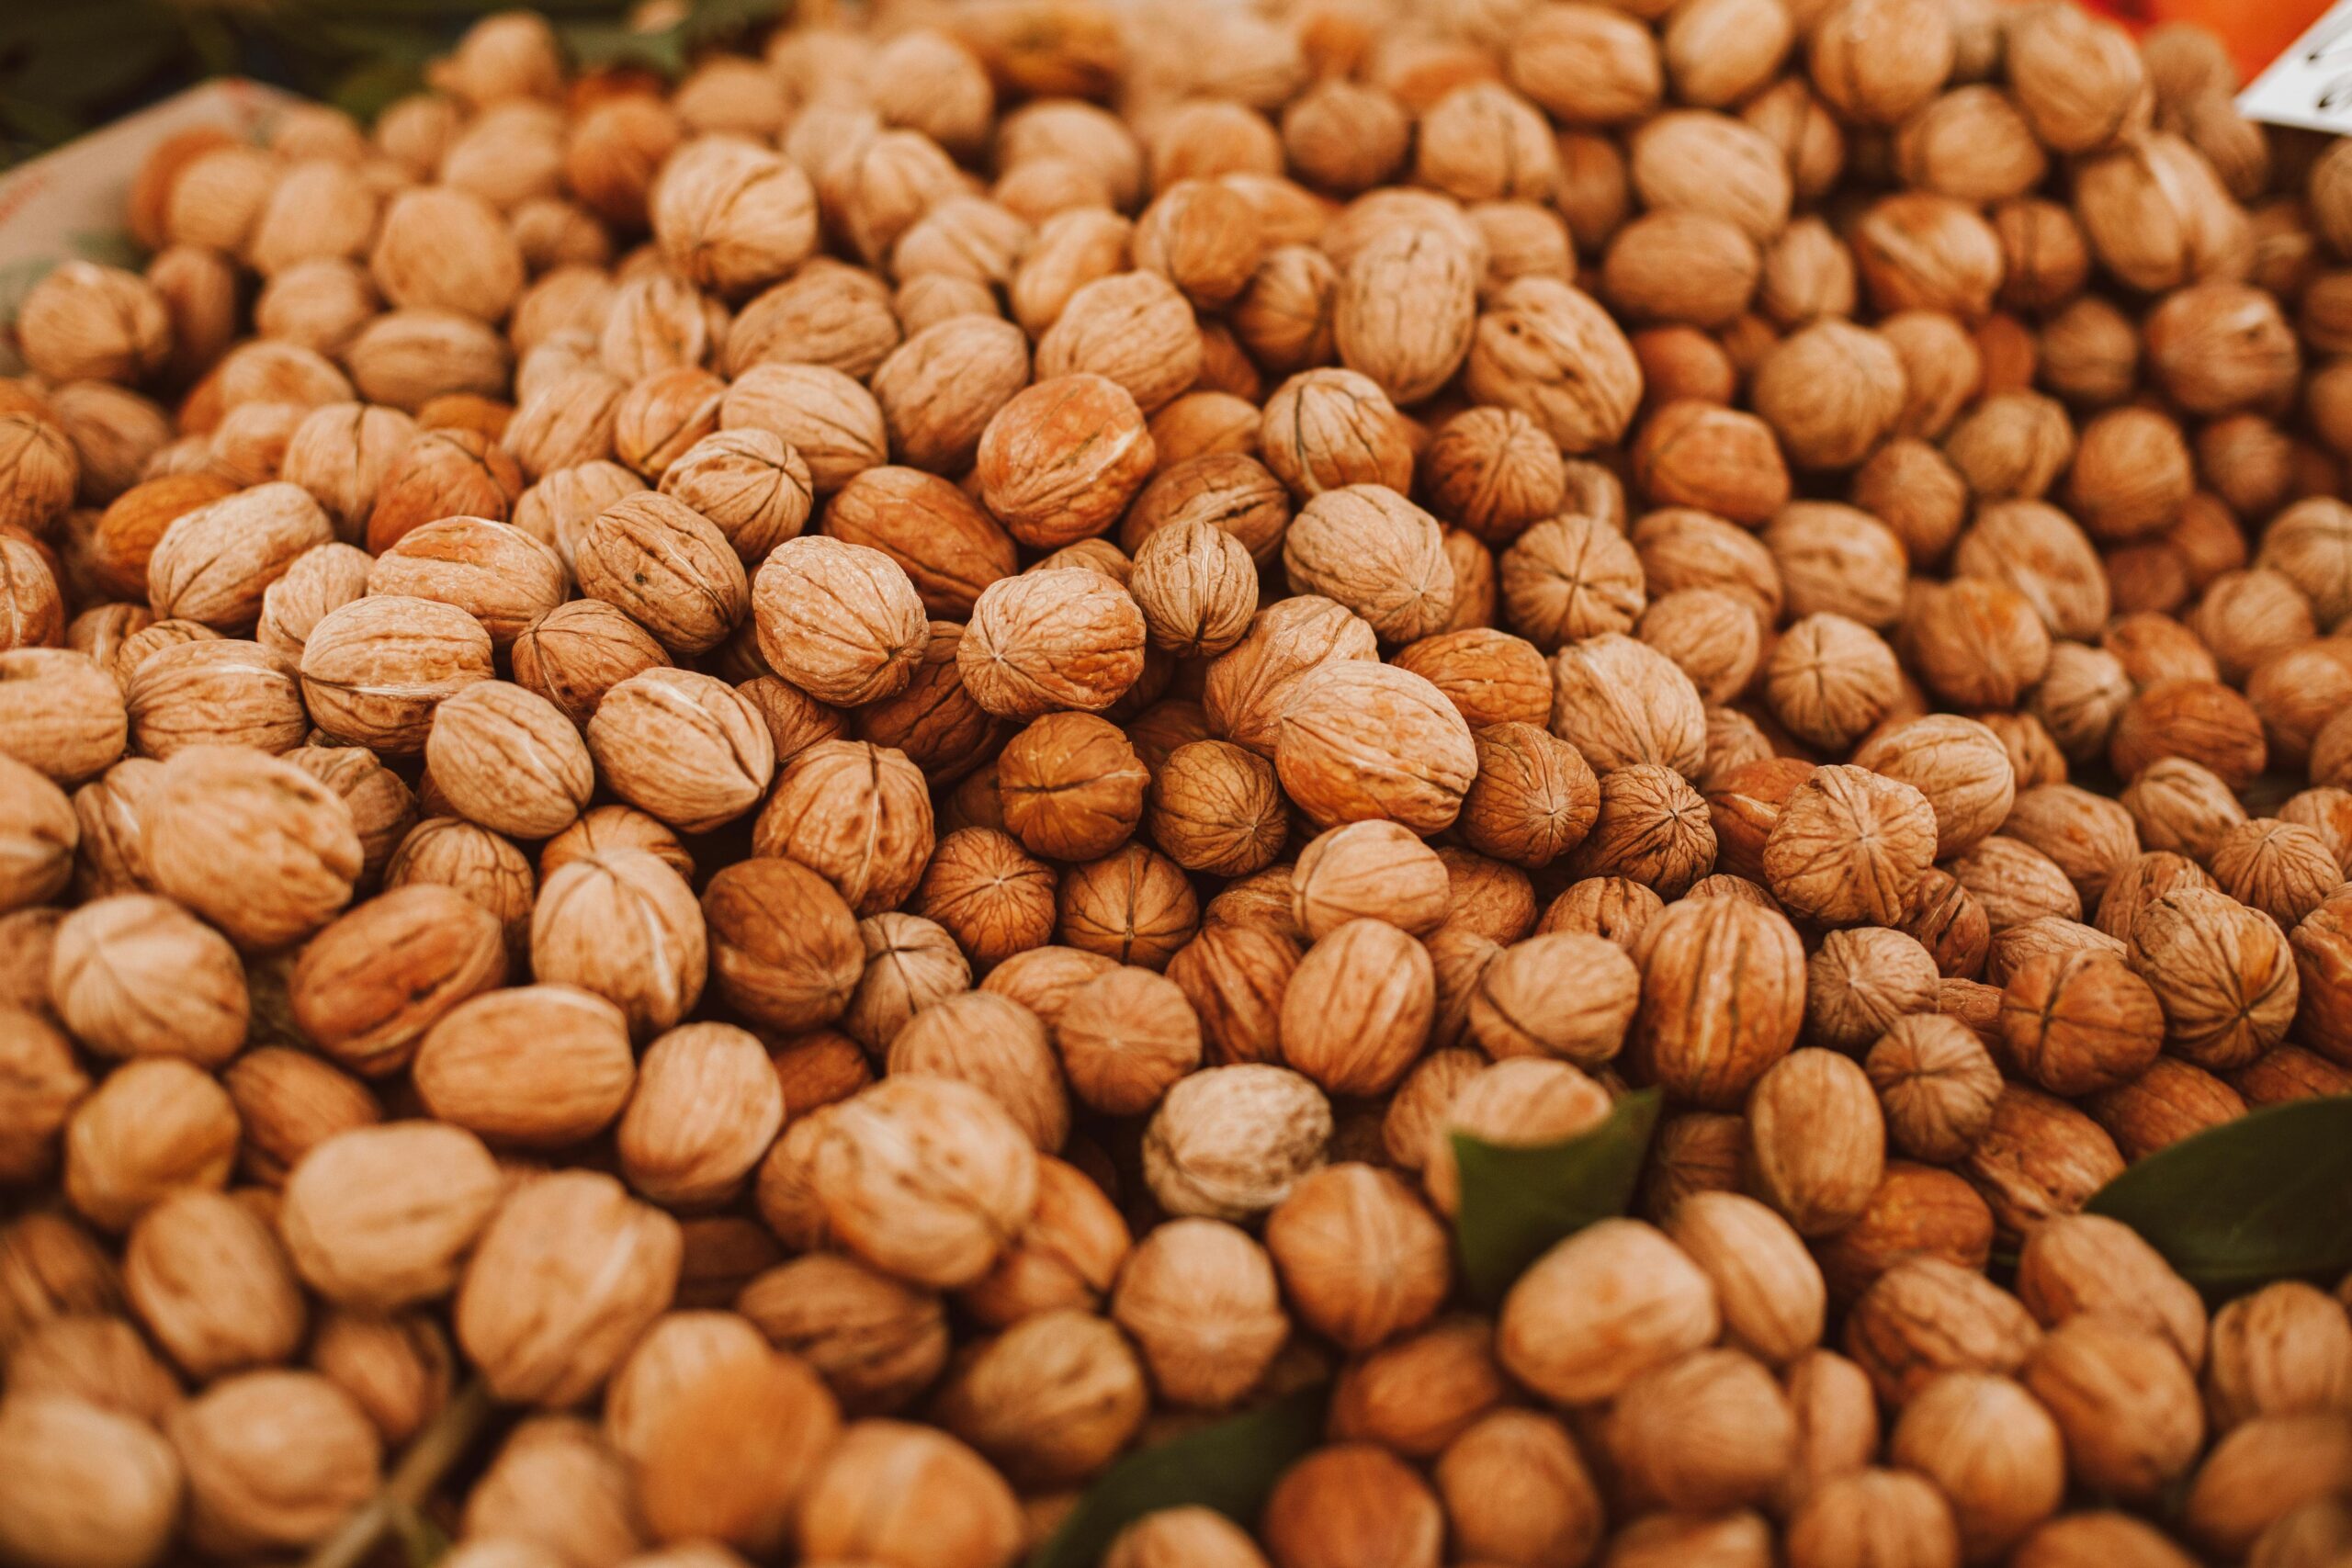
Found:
<box><xmin>12</xmin><ymin>0</ymin><xmax>2352</xmax><ymax>1564</ymax></box>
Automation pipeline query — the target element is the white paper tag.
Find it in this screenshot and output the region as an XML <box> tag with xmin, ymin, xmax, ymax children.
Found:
<box><xmin>2241</xmin><ymin>0</ymin><xmax>2352</xmax><ymax>135</ymax></box>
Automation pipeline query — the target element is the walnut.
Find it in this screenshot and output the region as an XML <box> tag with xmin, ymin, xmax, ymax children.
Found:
<box><xmin>1497</xmin><ymin>519</ymin><xmax>1644</xmax><ymax>666</ymax></box>
<box><xmin>297</xmin><ymin>595</ymin><xmax>493</xmax><ymax>755</ymax></box>
<box><xmin>1274</xmin><ymin>659</ymin><xmax>1476</xmax><ymax>834</ymax></box>
<box><xmin>985</xmin><ymin>711</ymin><xmax>1145</xmax><ymax>864</ymax></box>
<box><xmin>608</xmin><ymin>367</ymin><xmax>726</xmax><ymax>482</ymax></box>
<box><xmin>1056</xmin><ymin>840</ymin><xmax>1198</xmax><ymax>971</ymax></box>
<box><xmin>958</xmin><ymin>570</ymin><xmax>1146</xmax><ymax>721</ymax></box>
<box><xmin>1547</xmin><ymin>633</ymin><xmax>1705</xmax><ymax>778</ymax></box>
<box><xmin>1637</xmin><ymin>589</ymin><xmax>1762</xmax><ymax>705</ymax></box>
<box><xmin>1277</xmin><ymin>918</ymin><xmax>1434</xmax><ymax>1096</ymax></box>
<box><xmin>1126</xmin><ymin>518</ymin><xmax>1258</xmax><ymax>658</ymax></box>
<box><xmin>585</xmin><ymin>668</ymin><xmax>775</xmax><ymax>835</ymax></box>
<box><xmin>1329</xmin><ymin>223</ymin><xmax>1479</xmax><ymax>408</ymax></box>
<box><xmin>1865</xmin><ymin>1014</ymin><xmax>2002</xmax><ymax>1164</ymax></box>
<box><xmin>1634</xmin><ymin>895</ymin><xmax>1804</xmax><ymax>1109</ymax></box>
<box><xmin>718</xmin><ymin>363</ymin><xmax>887</xmax><ymax>493</ymax></box>
<box><xmin>1562</xmin><ymin>762</ymin><xmax>1717</xmax><ymax>896</ymax></box>
<box><xmin>747</xmin><ymin>534</ymin><xmax>926</xmax><ymax>708</ymax></box>
<box><xmin>367</xmin><ymin>517</ymin><xmax>564</xmax><ymax>653</ymax></box>
<box><xmin>1142</xmin><ymin>1063</ymin><xmax>1330</xmax><ymax>1223</ymax></box>
<box><xmin>911</xmin><ymin>828</ymin><xmax>1057</xmax><ymax>972</ymax></box>
<box><xmin>509</xmin><ymin>599</ymin><xmax>669</xmax><ymax>728</ymax></box>
<box><xmin>1905</xmin><ymin>578</ymin><xmax>2053</xmax><ymax>713</ymax></box>
<box><xmin>573</xmin><ymin>492</ymin><xmax>750</xmax><ymax>658</ymax></box>
<box><xmin>1252</xmin><ymin>368</ymin><xmax>1409</xmax><ymax>502</ymax></box>
<box><xmin>1278</xmin><ymin>484</ymin><xmax>1453</xmax><ymax>643</ymax></box>
<box><xmin>1148</xmin><ymin>739</ymin><xmax>1285</xmax><ymax>877</ymax></box>
<box><xmin>1453</xmin><ymin>723</ymin><xmax>1596</xmax><ymax>872</ymax></box>
<box><xmin>1033</xmin><ymin>271</ymin><xmax>1202</xmax><ymax>414</ymax></box>
<box><xmin>2126</xmin><ymin>886</ymin><xmax>2299</xmax><ymax>1071</ymax></box>
<box><xmin>2109</xmin><ymin>678</ymin><xmax>2267</xmax><ymax>790</ymax></box>
<box><xmin>1463</xmin><ymin>277</ymin><xmax>1643</xmax><ymax>453</ymax></box>
<box><xmin>754</xmin><ymin>740</ymin><xmax>934</xmax><ymax>918</ymax></box>
<box><xmin>650</xmin><ymin>136</ymin><xmax>820</xmax><ymax>296</ymax></box>
<box><xmin>1756</xmin><ymin>765</ymin><xmax>1939</xmax><ymax>928</ymax></box>
<box><xmin>1603</xmin><ymin>210</ymin><xmax>1762</xmax><ymax>331</ymax></box>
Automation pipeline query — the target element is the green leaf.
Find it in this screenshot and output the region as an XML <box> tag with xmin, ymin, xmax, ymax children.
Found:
<box><xmin>1026</xmin><ymin>1385</ymin><xmax>1328</xmax><ymax>1568</ymax></box>
<box><xmin>387</xmin><ymin>1502</ymin><xmax>448</xmax><ymax>1568</ymax></box>
<box><xmin>331</xmin><ymin>56</ymin><xmax>428</xmax><ymax>122</ymax></box>
<box><xmin>562</xmin><ymin>20</ymin><xmax>688</xmax><ymax>75</ymax></box>
<box><xmin>2086</xmin><ymin>1094</ymin><xmax>2352</xmax><ymax>1296</ymax></box>
<box><xmin>1452</xmin><ymin>1087</ymin><xmax>1664</xmax><ymax>1305</ymax></box>
<box><xmin>683</xmin><ymin>0</ymin><xmax>790</xmax><ymax>43</ymax></box>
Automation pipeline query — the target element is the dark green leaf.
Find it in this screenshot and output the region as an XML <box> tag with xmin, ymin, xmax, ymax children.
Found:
<box><xmin>387</xmin><ymin>1502</ymin><xmax>448</xmax><ymax>1568</ymax></box>
<box><xmin>331</xmin><ymin>56</ymin><xmax>429</xmax><ymax>122</ymax></box>
<box><xmin>1026</xmin><ymin>1385</ymin><xmax>1328</xmax><ymax>1568</ymax></box>
<box><xmin>562</xmin><ymin>20</ymin><xmax>688</xmax><ymax>75</ymax></box>
<box><xmin>683</xmin><ymin>0</ymin><xmax>790</xmax><ymax>43</ymax></box>
<box><xmin>2086</xmin><ymin>1094</ymin><xmax>2352</xmax><ymax>1296</ymax></box>
<box><xmin>1452</xmin><ymin>1087</ymin><xmax>1663</xmax><ymax>1305</ymax></box>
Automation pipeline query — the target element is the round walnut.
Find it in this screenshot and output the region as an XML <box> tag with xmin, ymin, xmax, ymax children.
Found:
<box><xmin>585</xmin><ymin>668</ymin><xmax>774</xmax><ymax>835</ymax></box>
<box><xmin>753</xmin><ymin>740</ymin><xmax>934</xmax><ymax>918</ymax></box>
<box><xmin>1634</xmin><ymin>895</ymin><xmax>1804</xmax><ymax>1110</ymax></box>
<box><xmin>958</xmin><ymin>570</ymin><xmax>1147</xmax><ymax>720</ymax></box>
<box><xmin>424</xmin><ymin>681</ymin><xmax>593</xmax><ymax>840</ymax></box>
<box><xmin>1280</xmin><ymin>919</ymin><xmax>1435</xmax><ymax>1097</ymax></box>
<box><xmin>2127</xmin><ymin>886</ymin><xmax>2299</xmax><ymax>1071</ymax></box>
<box><xmin>300</xmin><ymin>595</ymin><xmax>494</xmax><ymax>755</ymax></box>
<box><xmin>1282</xmin><ymin>484</ymin><xmax>1454</xmax><ymax>644</ymax></box>
<box><xmin>1275</xmin><ymin>660</ymin><xmax>1477</xmax><ymax>834</ymax></box>
<box><xmin>1762</xmin><ymin>766</ymin><xmax>1939</xmax><ymax>928</ymax></box>
<box><xmin>996</xmin><ymin>712</ymin><xmax>1150</xmax><ymax>863</ymax></box>
<box><xmin>1148</xmin><ymin>739</ymin><xmax>1285</xmax><ymax>877</ymax></box>
<box><xmin>975</xmin><ymin>375</ymin><xmax>1158</xmax><ymax>550</ymax></box>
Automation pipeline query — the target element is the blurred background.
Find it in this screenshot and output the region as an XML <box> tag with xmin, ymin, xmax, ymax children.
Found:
<box><xmin>0</xmin><ymin>0</ymin><xmax>2330</xmax><ymax>168</ymax></box>
<box><xmin>0</xmin><ymin>0</ymin><xmax>789</xmax><ymax>164</ymax></box>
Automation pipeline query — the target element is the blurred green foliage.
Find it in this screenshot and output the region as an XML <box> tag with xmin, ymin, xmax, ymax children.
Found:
<box><xmin>0</xmin><ymin>0</ymin><xmax>790</xmax><ymax>164</ymax></box>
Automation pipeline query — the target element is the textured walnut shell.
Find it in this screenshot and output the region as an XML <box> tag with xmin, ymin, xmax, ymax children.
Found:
<box><xmin>810</xmin><ymin>1075</ymin><xmax>1040</xmax><ymax>1289</ymax></box>
<box><xmin>996</xmin><ymin>711</ymin><xmax>1148</xmax><ymax>863</ymax></box>
<box><xmin>528</xmin><ymin>846</ymin><xmax>707</xmax><ymax>1042</ymax></box>
<box><xmin>1279</xmin><ymin>918</ymin><xmax>1435</xmax><ymax>1098</ymax></box>
<box><xmin>2127</xmin><ymin>886</ymin><xmax>2299</xmax><ymax>1071</ymax></box>
<box><xmin>1634</xmin><ymin>895</ymin><xmax>1804</xmax><ymax>1110</ymax></box>
<box><xmin>1761</xmin><ymin>765</ymin><xmax>1939</xmax><ymax>927</ymax></box>
<box><xmin>1204</xmin><ymin>594</ymin><xmax>1380</xmax><ymax>758</ymax></box>
<box><xmin>1464</xmin><ymin>269</ymin><xmax>1645</xmax><ymax>435</ymax></box>
<box><xmin>958</xmin><ymin>569</ymin><xmax>1147</xmax><ymax>721</ymax></box>
<box><xmin>1275</xmin><ymin>660</ymin><xmax>1476</xmax><ymax>834</ymax></box>
<box><xmin>573</xmin><ymin>492</ymin><xmax>750</xmax><ymax>658</ymax></box>
<box><xmin>585</xmin><ymin>668</ymin><xmax>774</xmax><ymax>835</ymax></box>
<box><xmin>1334</xmin><ymin>223</ymin><xmax>1479</xmax><ymax>406</ymax></box>
<box><xmin>975</xmin><ymin>374</ymin><xmax>1158</xmax><ymax>551</ymax></box>
<box><xmin>365</xmin><ymin>518</ymin><xmax>567</xmax><ymax>653</ymax></box>
<box><xmin>701</xmin><ymin>855</ymin><xmax>863</xmax><ymax>1031</ymax></box>
<box><xmin>1457</xmin><ymin>722</ymin><xmax>1600</xmax><ymax>871</ymax></box>
<box><xmin>510</xmin><ymin>598</ymin><xmax>671</xmax><ymax>728</ymax></box>
<box><xmin>1281</xmin><ymin>484</ymin><xmax>1455</xmax><ymax>644</ymax></box>
<box><xmin>754</xmin><ymin>740</ymin><xmax>935</xmax><ymax>917</ymax></box>
<box><xmin>287</xmin><ymin>884</ymin><xmax>506</xmax><ymax>1077</ymax></box>
<box><xmin>168</xmin><ymin>1370</ymin><xmax>383</xmax><ymax>1556</ymax></box>
<box><xmin>299</xmin><ymin>595</ymin><xmax>494</xmax><ymax>754</ymax></box>
<box><xmin>140</xmin><ymin>746</ymin><xmax>361</xmax><ymax>952</ymax></box>
<box><xmin>455</xmin><ymin>1169</ymin><xmax>682</xmax><ymax>1407</ymax></box>
<box><xmin>146</xmin><ymin>482</ymin><xmax>334</xmax><ymax>633</ymax></box>
<box><xmin>278</xmin><ymin>1121</ymin><xmax>502</xmax><ymax>1309</ymax></box>
<box><xmin>823</xmin><ymin>466</ymin><xmax>1015</xmax><ymax>618</ymax></box>
<box><xmin>424</xmin><ymin>680</ymin><xmax>593</xmax><ymax>841</ymax></box>
<box><xmin>1032</xmin><ymin>270</ymin><xmax>1202</xmax><ymax>416</ymax></box>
